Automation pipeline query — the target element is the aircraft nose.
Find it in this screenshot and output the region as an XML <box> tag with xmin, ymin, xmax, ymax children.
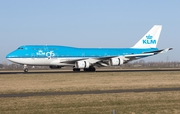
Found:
<box><xmin>6</xmin><ymin>51</ymin><xmax>20</xmax><ymax>63</ymax></box>
<box><xmin>6</xmin><ymin>53</ymin><xmax>12</xmax><ymax>59</ymax></box>
<box><xmin>6</xmin><ymin>51</ymin><xmax>18</xmax><ymax>60</ymax></box>
<box><xmin>6</xmin><ymin>50</ymin><xmax>19</xmax><ymax>58</ymax></box>
<box><xmin>6</xmin><ymin>52</ymin><xmax>15</xmax><ymax>62</ymax></box>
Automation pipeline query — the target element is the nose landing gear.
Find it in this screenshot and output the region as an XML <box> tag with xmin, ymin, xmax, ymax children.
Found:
<box><xmin>23</xmin><ymin>65</ymin><xmax>28</xmax><ymax>73</ymax></box>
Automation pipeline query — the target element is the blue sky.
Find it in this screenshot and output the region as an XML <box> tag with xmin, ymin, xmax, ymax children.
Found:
<box><xmin>0</xmin><ymin>0</ymin><xmax>179</xmax><ymax>63</ymax></box>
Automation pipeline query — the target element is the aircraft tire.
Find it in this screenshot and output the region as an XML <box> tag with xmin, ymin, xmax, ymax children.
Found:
<box><xmin>73</xmin><ymin>68</ymin><xmax>80</xmax><ymax>72</ymax></box>
<box><xmin>24</xmin><ymin>68</ymin><xmax>28</xmax><ymax>73</ymax></box>
<box><xmin>84</xmin><ymin>67</ymin><xmax>96</xmax><ymax>72</ymax></box>
<box><xmin>90</xmin><ymin>67</ymin><xmax>96</xmax><ymax>72</ymax></box>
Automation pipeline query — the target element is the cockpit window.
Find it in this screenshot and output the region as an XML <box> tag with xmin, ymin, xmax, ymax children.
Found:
<box><xmin>17</xmin><ymin>47</ymin><xmax>24</xmax><ymax>50</ymax></box>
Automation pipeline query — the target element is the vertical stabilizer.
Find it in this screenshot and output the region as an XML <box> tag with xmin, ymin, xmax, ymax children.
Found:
<box><xmin>132</xmin><ymin>25</ymin><xmax>162</xmax><ymax>48</ymax></box>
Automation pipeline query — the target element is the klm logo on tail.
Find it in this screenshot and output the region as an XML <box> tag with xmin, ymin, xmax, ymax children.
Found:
<box><xmin>142</xmin><ymin>35</ymin><xmax>156</xmax><ymax>44</ymax></box>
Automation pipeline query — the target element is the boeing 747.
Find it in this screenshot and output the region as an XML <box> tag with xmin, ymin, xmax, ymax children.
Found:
<box><xmin>6</xmin><ymin>25</ymin><xmax>172</xmax><ymax>72</ymax></box>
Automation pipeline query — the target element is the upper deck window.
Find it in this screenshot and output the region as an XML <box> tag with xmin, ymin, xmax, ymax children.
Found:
<box><xmin>32</xmin><ymin>48</ymin><xmax>44</xmax><ymax>50</ymax></box>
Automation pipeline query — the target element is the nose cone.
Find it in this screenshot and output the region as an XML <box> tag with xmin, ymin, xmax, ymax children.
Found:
<box><xmin>6</xmin><ymin>50</ymin><xmax>19</xmax><ymax>58</ymax></box>
<box><xmin>6</xmin><ymin>52</ymin><xmax>15</xmax><ymax>62</ymax></box>
<box><xmin>6</xmin><ymin>52</ymin><xmax>12</xmax><ymax>59</ymax></box>
<box><xmin>6</xmin><ymin>50</ymin><xmax>18</xmax><ymax>57</ymax></box>
<box><xmin>6</xmin><ymin>51</ymin><xmax>19</xmax><ymax>63</ymax></box>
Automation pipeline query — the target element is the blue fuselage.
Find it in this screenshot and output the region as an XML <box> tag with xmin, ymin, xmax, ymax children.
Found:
<box><xmin>6</xmin><ymin>45</ymin><xmax>158</xmax><ymax>59</ymax></box>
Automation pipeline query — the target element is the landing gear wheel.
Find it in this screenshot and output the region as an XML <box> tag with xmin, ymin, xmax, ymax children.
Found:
<box><xmin>84</xmin><ymin>68</ymin><xmax>88</xmax><ymax>72</ymax></box>
<box><xmin>90</xmin><ymin>67</ymin><xmax>96</xmax><ymax>72</ymax></box>
<box><xmin>23</xmin><ymin>65</ymin><xmax>28</xmax><ymax>73</ymax></box>
<box><xmin>73</xmin><ymin>68</ymin><xmax>80</xmax><ymax>72</ymax></box>
<box><xmin>24</xmin><ymin>68</ymin><xmax>28</xmax><ymax>73</ymax></box>
<box><xmin>84</xmin><ymin>67</ymin><xmax>96</xmax><ymax>72</ymax></box>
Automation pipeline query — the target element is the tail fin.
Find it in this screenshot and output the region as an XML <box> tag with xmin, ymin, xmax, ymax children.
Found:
<box><xmin>132</xmin><ymin>25</ymin><xmax>162</xmax><ymax>48</ymax></box>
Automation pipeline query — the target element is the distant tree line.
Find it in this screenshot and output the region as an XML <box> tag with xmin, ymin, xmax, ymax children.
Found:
<box><xmin>122</xmin><ymin>60</ymin><xmax>180</xmax><ymax>68</ymax></box>
<box><xmin>1</xmin><ymin>60</ymin><xmax>180</xmax><ymax>70</ymax></box>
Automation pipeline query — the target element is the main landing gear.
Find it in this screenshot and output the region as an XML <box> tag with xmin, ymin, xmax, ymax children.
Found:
<box><xmin>73</xmin><ymin>68</ymin><xmax>80</xmax><ymax>72</ymax></box>
<box><xmin>84</xmin><ymin>66</ymin><xmax>96</xmax><ymax>72</ymax></box>
<box><xmin>73</xmin><ymin>66</ymin><xmax>96</xmax><ymax>72</ymax></box>
<box><xmin>23</xmin><ymin>65</ymin><xmax>28</xmax><ymax>73</ymax></box>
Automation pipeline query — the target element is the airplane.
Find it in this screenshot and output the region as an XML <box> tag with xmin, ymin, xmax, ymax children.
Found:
<box><xmin>6</xmin><ymin>25</ymin><xmax>172</xmax><ymax>72</ymax></box>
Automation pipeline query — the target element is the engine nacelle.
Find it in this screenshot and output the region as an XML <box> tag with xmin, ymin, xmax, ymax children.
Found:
<box><xmin>109</xmin><ymin>57</ymin><xmax>124</xmax><ymax>66</ymax></box>
<box><xmin>49</xmin><ymin>65</ymin><xmax>61</xmax><ymax>69</ymax></box>
<box><xmin>75</xmin><ymin>60</ymin><xmax>90</xmax><ymax>68</ymax></box>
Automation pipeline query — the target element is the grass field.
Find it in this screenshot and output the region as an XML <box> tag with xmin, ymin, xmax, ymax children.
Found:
<box><xmin>0</xmin><ymin>71</ymin><xmax>180</xmax><ymax>113</ymax></box>
<box><xmin>0</xmin><ymin>71</ymin><xmax>180</xmax><ymax>94</ymax></box>
<box><xmin>0</xmin><ymin>92</ymin><xmax>180</xmax><ymax>114</ymax></box>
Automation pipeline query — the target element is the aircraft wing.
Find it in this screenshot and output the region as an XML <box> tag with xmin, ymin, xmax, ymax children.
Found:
<box><xmin>121</xmin><ymin>48</ymin><xmax>173</xmax><ymax>61</ymax></box>
<box><xmin>60</xmin><ymin>48</ymin><xmax>172</xmax><ymax>65</ymax></box>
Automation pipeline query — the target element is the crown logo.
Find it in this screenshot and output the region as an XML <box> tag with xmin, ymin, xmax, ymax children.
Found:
<box><xmin>146</xmin><ymin>35</ymin><xmax>153</xmax><ymax>39</ymax></box>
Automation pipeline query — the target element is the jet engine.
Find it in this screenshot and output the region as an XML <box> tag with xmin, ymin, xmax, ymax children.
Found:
<box><xmin>75</xmin><ymin>60</ymin><xmax>90</xmax><ymax>68</ymax></box>
<box><xmin>49</xmin><ymin>65</ymin><xmax>61</xmax><ymax>69</ymax></box>
<box><xmin>109</xmin><ymin>57</ymin><xmax>124</xmax><ymax>66</ymax></box>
